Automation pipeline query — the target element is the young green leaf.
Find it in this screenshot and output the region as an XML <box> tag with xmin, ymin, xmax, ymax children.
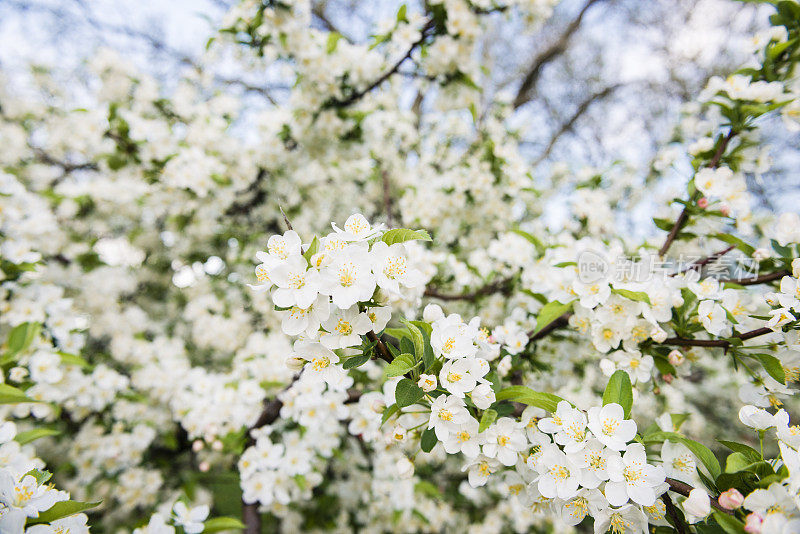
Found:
<box><xmin>395</xmin><ymin>378</ymin><xmax>424</xmax><ymax>408</ymax></box>
<box><xmin>494</xmin><ymin>386</ymin><xmax>565</xmax><ymax>413</ymax></box>
<box><xmin>204</xmin><ymin>517</ymin><xmax>246</xmax><ymax>533</ymax></box>
<box><xmin>602</xmin><ymin>370</ymin><xmax>633</xmax><ymax>418</ymax></box>
<box><xmin>478</xmin><ymin>409</ymin><xmax>498</xmax><ymax>433</ymax></box>
<box><xmin>420</xmin><ymin>427</ymin><xmax>437</xmax><ymax>453</ymax></box>
<box><xmin>531</xmin><ymin>300</ymin><xmax>573</xmax><ymax>337</ymax></box>
<box><xmin>381</xmin><ymin>228</ymin><xmax>432</xmax><ymax>246</ymax></box>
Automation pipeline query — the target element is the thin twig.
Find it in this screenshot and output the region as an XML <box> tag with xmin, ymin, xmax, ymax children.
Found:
<box><xmin>719</xmin><ymin>269</ymin><xmax>789</xmax><ymax>286</ymax></box>
<box><xmin>366</xmin><ymin>331</ymin><xmax>393</xmax><ymax>363</ymax></box>
<box><xmin>424</xmin><ymin>277</ymin><xmax>514</xmax><ymax>301</ymax></box>
<box><xmin>658</xmin><ymin>130</ymin><xmax>736</xmax><ymax>257</ymax></box>
<box><xmin>666</xmin><ymin>477</ymin><xmax>734</xmax><ymax>515</ymax></box>
<box><xmin>280</xmin><ymin>207</ymin><xmax>293</xmax><ymax>231</ymax></box>
<box><xmin>661</xmin><ymin>326</ymin><xmax>774</xmax><ymax>349</ymax></box>
<box><xmin>661</xmin><ymin>492</ymin><xmax>688</xmax><ymax>534</ymax></box>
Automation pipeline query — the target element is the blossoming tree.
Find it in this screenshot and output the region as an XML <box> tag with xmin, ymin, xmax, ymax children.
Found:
<box><xmin>2</xmin><ymin>0</ymin><xmax>800</xmax><ymax>533</ymax></box>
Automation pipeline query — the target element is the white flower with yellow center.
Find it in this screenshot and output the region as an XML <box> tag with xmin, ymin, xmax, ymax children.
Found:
<box><xmin>431</xmin><ymin>315</ymin><xmax>479</xmax><ymax>360</ymax></box>
<box><xmin>249</xmin><ymin>230</ymin><xmax>303</xmax><ymax>291</ymax></box>
<box><xmin>605</xmin><ymin>443</ymin><xmax>666</xmax><ymax>506</ymax></box>
<box><xmin>558</xmin><ymin>488</ymin><xmax>608</xmax><ymax>526</ymax></box>
<box><xmin>417</xmin><ymin>374</ymin><xmax>437</xmax><ymax>392</ymax></box>
<box><xmin>587</xmin><ymin>403</ymin><xmax>637</xmax><ymax>451</ymax></box>
<box><xmin>592</xmin><ymin>504</ymin><xmax>648</xmax><ymax>534</ymax></box>
<box><xmin>661</xmin><ymin>440</ymin><xmax>700</xmax><ymax>486</ymax></box>
<box><xmin>698</xmin><ymin>299</ymin><xmax>730</xmax><ymax>337</ymax></box>
<box><xmin>319</xmin><ymin>246</ymin><xmax>376</xmax><ymax>310</ymax></box>
<box><xmin>268</xmin><ymin>256</ymin><xmax>321</xmax><ymax>309</ymax></box>
<box><xmin>439</xmin><ymin>358</ymin><xmax>479</xmax><ymax>398</ymax></box>
<box><xmin>538</xmin><ymin>400</ymin><xmax>574</xmax><ymax>435</ymax></box>
<box><xmin>534</xmin><ymin>445</ymin><xmax>582</xmax><ymax>500</ymax></box>
<box><xmin>775</xmin><ymin>409</ymin><xmax>800</xmax><ymax>449</ymax></box>
<box><xmin>482</xmin><ymin>417</ymin><xmax>526</xmax><ymax>466</ymax></box>
<box><xmin>279</xmin><ymin>294</ymin><xmax>331</xmax><ymax>337</ymax></box>
<box><xmin>442</xmin><ymin>417</ymin><xmax>482</xmax><ymax>458</ymax></box>
<box><xmin>573</xmin><ymin>279</ymin><xmax>611</xmax><ymax>309</ymax></box>
<box><xmin>568</xmin><ymin>438</ymin><xmax>618</xmax><ymax>488</ymax></box>
<box><xmin>768</xmin><ymin>307</ymin><xmax>796</xmax><ymax>332</ymax></box>
<box><xmin>462</xmin><ymin>455</ymin><xmax>500</xmax><ymax>488</ymax></box>
<box><xmin>470</xmin><ymin>382</ymin><xmax>495</xmax><ymax>410</ymax></box>
<box><xmin>552</xmin><ymin>405</ymin><xmax>589</xmax><ymax>453</ymax></box>
<box><xmin>370</xmin><ymin>241</ymin><xmax>425</xmax><ymax>295</ymax></box>
<box><xmin>290</xmin><ymin>341</ymin><xmax>341</xmax><ymax>386</ymax></box>
<box><xmin>364</xmin><ymin>305</ymin><xmax>391</xmax><ymax>333</ymax></box>
<box><xmin>0</xmin><ymin>471</ymin><xmax>68</xmax><ymax>518</ymax></box>
<box><xmin>320</xmin><ymin>306</ymin><xmax>372</xmax><ymax>349</ymax></box>
<box><xmin>331</xmin><ymin>213</ymin><xmax>384</xmax><ymax>242</ymax></box>
<box><xmin>428</xmin><ymin>394</ymin><xmax>470</xmax><ymax>440</ymax></box>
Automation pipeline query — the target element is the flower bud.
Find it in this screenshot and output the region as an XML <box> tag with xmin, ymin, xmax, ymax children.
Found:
<box><xmin>697</xmin><ymin>197</ymin><xmax>709</xmax><ymax>209</ymax></box>
<box><xmin>668</xmin><ymin>349</ymin><xmax>685</xmax><ymax>366</ymax></box>
<box><xmin>651</xmin><ymin>326</ymin><xmax>668</xmax><ymax>343</ymax></box>
<box><xmin>285</xmin><ymin>356</ymin><xmax>305</xmax><ymax>372</ymax></box>
<box><xmin>212</xmin><ymin>440</ymin><xmax>223</xmax><ymax>451</ymax></box>
<box><xmin>683</xmin><ymin>488</ymin><xmax>711</xmax><ymax>521</ymax></box>
<box><xmin>423</xmin><ymin>303</ymin><xmax>444</xmax><ymax>323</ymax></box>
<box><xmin>718</xmin><ymin>488</ymin><xmax>744</xmax><ymax>510</ymax></box>
<box><xmin>470</xmin><ymin>383</ymin><xmax>496</xmax><ymax>410</ymax></box>
<box><xmin>418</xmin><ymin>374</ymin><xmax>437</xmax><ymax>392</ymax></box>
<box><xmin>720</xmin><ymin>204</ymin><xmax>731</xmax><ymax>217</ymax></box>
<box><xmin>396</xmin><ymin>457</ymin><xmax>414</xmax><ymax>479</ymax></box>
<box><xmin>199</xmin><ymin>461</ymin><xmax>210</xmax><ymax>473</ymax></box>
<box><xmin>744</xmin><ymin>512</ymin><xmax>764</xmax><ymax>533</ymax></box>
<box><xmin>192</xmin><ymin>440</ymin><xmax>204</xmax><ymax>453</ymax></box>
<box><xmin>662</xmin><ymin>374</ymin><xmax>673</xmax><ymax>384</ymax></box>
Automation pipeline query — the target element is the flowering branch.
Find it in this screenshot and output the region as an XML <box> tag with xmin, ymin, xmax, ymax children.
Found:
<box><xmin>423</xmin><ymin>277</ymin><xmax>514</xmax><ymax>301</ymax></box>
<box><xmin>719</xmin><ymin>269</ymin><xmax>790</xmax><ymax>286</ymax></box>
<box><xmin>660</xmin><ymin>326</ymin><xmax>774</xmax><ymax>348</ymax></box>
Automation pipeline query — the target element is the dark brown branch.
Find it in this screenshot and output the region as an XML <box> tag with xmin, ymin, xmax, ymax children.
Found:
<box><xmin>534</xmin><ymin>84</ymin><xmax>621</xmax><ymax>164</ymax></box>
<box><xmin>666</xmin><ymin>477</ymin><xmax>734</xmax><ymax>515</ymax></box>
<box><xmin>719</xmin><ymin>269</ymin><xmax>789</xmax><ymax>286</ymax></box>
<box><xmin>327</xmin><ymin>20</ymin><xmax>434</xmax><ymax>108</ymax></box>
<box><xmin>661</xmin><ymin>492</ymin><xmax>688</xmax><ymax>534</ymax></box>
<box><xmin>658</xmin><ymin>130</ymin><xmax>736</xmax><ymax>257</ymax></box>
<box><xmin>279</xmin><ymin>207</ymin><xmax>293</xmax><ymax>231</ymax></box>
<box><xmin>366</xmin><ymin>331</ymin><xmax>393</xmax><ymax>363</ymax></box>
<box><xmin>672</xmin><ymin>245</ymin><xmax>735</xmax><ymax>276</ymax></box>
<box><xmin>528</xmin><ymin>313</ymin><xmax>572</xmax><ymax>341</ymax></box>
<box><xmin>661</xmin><ymin>326</ymin><xmax>774</xmax><ymax>349</ymax></box>
<box><xmin>424</xmin><ymin>277</ymin><xmax>514</xmax><ymax>302</ymax></box>
<box><xmin>513</xmin><ymin>0</ymin><xmax>605</xmax><ymax>109</ymax></box>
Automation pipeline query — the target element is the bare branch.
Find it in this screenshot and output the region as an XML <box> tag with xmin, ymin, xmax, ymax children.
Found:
<box><xmin>513</xmin><ymin>0</ymin><xmax>605</xmax><ymax>109</ymax></box>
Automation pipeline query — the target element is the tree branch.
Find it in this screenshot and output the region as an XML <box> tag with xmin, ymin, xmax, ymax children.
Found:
<box><xmin>366</xmin><ymin>331</ymin><xmax>393</xmax><ymax>363</ymax></box>
<box><xmin>666</xmin><ymin>477</ymin><xmax>734</xmax><ymax>515</ymax></box>
<box><xmin>719</xmin><ymin>269</ymin><xmax>789</xmax><ymax>286</ymax></box>
<box><xmin>327</xmin><ymin>20</ymin><xmax>434</xmax><ymax>108</ymax></box>
<box><xmin>533</xmin><ymin>84</ymin><xmax>621</xmax><ymax>164</ymax></box>
<box><xmin>658</xmin><ymin>129</ymin><xmax>735</xmax><ymax>257</ymax></box>
<box><xmin>661</xmin><ymin>326</ymin><xmax>774</xmax><ymax>349</ymax></box>
<box><xmin>513</xmin><ymin>0</ymin><xmax>605</xmax><ymax>109</ymax></box>
<box><xmin>661</xmin><ymin>492</ymin><xmax>688</xmax><ymax>534</ymax></box>
<box><xmin>424</xmin><ymin>277</ymin><xmax>514</xmax><ymax>302</ymax></box>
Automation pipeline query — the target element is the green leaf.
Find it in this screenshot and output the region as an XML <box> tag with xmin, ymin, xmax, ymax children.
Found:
<box><xmin>712</xmin><ymin>511</ymin><xmax>746</xmax><ymax>534</ymax></box>
<box><xmin>59</xmin><ymin>352</ymin><xmax>91</xmax><ymax>369</ymax></box>
<box><xmin>478</xmin><ymin>409</ymin><xmax>497</xmax><ymax>433</ymax></box>
<box><xmin>342</xmin><ymin>352</ymin><xmax>371</xmax><ymax>370</ymax></box>
<box><xmin>420</xmin><ymin>427</ymin><xmax>437</xmax><ymax>453</ymax></box>
<box><xmin>381</xmin><ymin>228</ymin><xmax>432</xmax><ymax>246</ymax></box>
<box><xmin>24</xmin><ymin>469</ymin><xmax>52</xmax><ymax>485</ymax></box>
<box><xmin>27</xmin><ymin>500</ymin><xmax>101</xmax><ymax>525</ymax></box>
<box><xmin>384</xmin><ymin>327</ymin><xmax>410</xmax><ymax>341</ymax></box>
<box><xmin>725</xmin><ymin>452</ymin><xmax>751</xmax><ymax>473</ymax></box>
<box><xmin>755</xmin><ymin>353</ymin><xmax>786</xmax><ymax>384</ymax></box>
<box><xmin>381</xmin><ymin>404</ymin><xmax>399</xmax><ymax>427</ymax></box>
<box><xmin>602</xmin><ymin>370</ymin><xmax>633</xmax><ymax>418</ymax></box>
<box><xmin>384</xmin><ymin>353</ymin><xmax>417</xmax><ymax>377</ymax></box>
<box><xmin>203</xmin><ymin>517</ymin><xmax>246</xmax><ymax>533</ymax></box>
<box><xmin>0</xmin><ymin>383</ymin><xmax>37</xmax><ymax>404</ymax></box>
<box><xmin>495</xmin><ymin>386</ymin><xmax>565</xmax><ymax>413</ymax></box>
<box><xmin>396</xmin><ymin>3</ymin><xmax>407</xmax><ymax>22</ymax></box>
<box><xmin>302</xmin><ymin>236</ymin><xmax>320</xmax><ymax>264</ymax></box>
<box><xmin>718</xmin><ymin>440</ymin><xmax>762</xmax><ymax>462</ymax></box>
<box><xmin>510</xmin><ymin>229</ymin><xmax>545</xmax><ymax>255</ymax></box>
<box><xmin>6</xmin><ymin>322</ymin><xmax>41</xmax><ymax>356</ymax></box>
<box><xmin>14</xmin><ymin>428</ymin><xmax>60</xmax><ymax>445</ymax></box>
<box><xmin>395</xmin><ymin>378</ymin><xmax>424</xmax><ymax>408</ymax></box>
<box><xmin>326</xmin><ymin>33</ymin><xmax>343</xmax><ymax>54</ymax></box>
<box><xmin>531</xmin><ymin>300</ymin><xmax>573</xmax><ymax>337</ymax></box>
<box><xmin>611</xmin><ymin>288</ymin><xmax>651</xmax><ymax>305</ymax></box>
<box><xmin>711</xmin><ymin>233</ymin><xmax>755</xmax><ymax>257</ymax></box>
<box><xmin>401</xmin><ymin>319</ymin><xmax>425</xmax><ymax>366</ymax></box>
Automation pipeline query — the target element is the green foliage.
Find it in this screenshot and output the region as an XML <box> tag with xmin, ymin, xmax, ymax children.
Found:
<box><xmin>381</xmin><ymin>228</ymin><xmax>432</xmax><ymax>246</ymax></box>
<box><xmin>495</xmin><ymin>386</ymin><xmax>564</xmax><ymax>412</ymax></box>
<box><xmin>602</xmin><ymin>370</ymin><xmax>633</xmax><ymax>418</ymax></box>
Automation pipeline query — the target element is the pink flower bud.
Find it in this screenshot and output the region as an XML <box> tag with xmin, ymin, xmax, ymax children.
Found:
<box><xmin>662</xmin><ymin>374</ymin><xmax>674</xmax><ymax>384</ymax></box>
<box><xmin>719</xmin><ymin>488</ymin><xmax>744</xmax><ymax>510</ymax></box>
<box><xmin>697</xmin><ymin>197</ymin><xmax>709</xmax><ymax>208</ymax></box>
<box><xmin>199</xmin><ymin>461</ymin><xmax>211</xmax><ymax>473</ymax></box>
<box><xmin>720</xmin><ymin>205</ymin><xmax>731</xmax><ymax>216</ymax></box>
<box><xmin>744</xmin><ymin>512</ymin><xmax>763</xmax><ymax>534</ymax></box>
<box><xmin>192</xmin><ymin>440</ymin><xmax>204</xmax><ymax>453</ymax></box>
<box><xmin>668</xmin><ymin>349</ymin><xmax>685</xmax><ymax>366</ymax></box>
